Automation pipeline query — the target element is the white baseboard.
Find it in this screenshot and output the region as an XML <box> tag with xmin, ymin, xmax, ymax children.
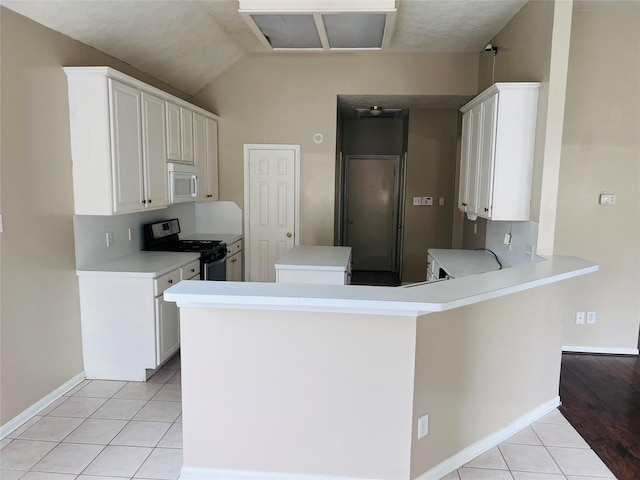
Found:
<box><xmin>563</xmin><ymin>346</ymin><xmax>639</xmax><ymax>355</ymax></box>
<box><xmin>0</xmin><ymin>371</ymin><xmax>86</xmax><ymax>439</ymax></box>
<box><xmin>414</xmin><ymin>396</ymin><xmax>561</xmax><ymax>480</ymax></box>
<box><xmin>180</xmin><ymin>398</ymin><xmax>560</xmax><ymax>480</ymax></box>
<box><xmin>180</xmin><ymin>467</ymin><xmax>372</xmax><ymax>480</ymax></box>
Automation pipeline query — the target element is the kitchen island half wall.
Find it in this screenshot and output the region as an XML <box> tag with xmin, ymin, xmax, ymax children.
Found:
<box><xmin>165</xmin><ymin>256</ymin><xmax>596</xmax><ymax>480</ymax></box>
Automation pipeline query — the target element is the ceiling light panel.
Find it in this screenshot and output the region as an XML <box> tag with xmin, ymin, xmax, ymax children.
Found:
<box><xmin>323</xmin><ymin>13</ymin><xmax>386</xmax><ymax>49</ymax></box>
<box><xmin>239</xmin><ymin>0</ymin><xmax>396</xmax><ymax>52</ymax></box>
<box><xmin>251</xmin><ymin>14</ymin><xmax>322</xmax><ymax>49</ymax></box>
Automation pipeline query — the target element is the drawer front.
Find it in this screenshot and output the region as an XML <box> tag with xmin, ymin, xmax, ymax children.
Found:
<box><xmin>154</xmin><ymin>268</ymin><xmax>181</xmax><ymax>296</ymax></box>
<box><xmin>181</xmin><ymin>260</ymin><xmax>200</xmax><ymax>280</ymax></box>
<box><xmin>226</xmin><ymin>239</ymin><xmax>242</xmax><ymax>255</ymax></box>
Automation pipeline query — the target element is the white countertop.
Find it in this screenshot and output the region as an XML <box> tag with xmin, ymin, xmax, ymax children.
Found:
<box><xmin>429</xmin><ymin>249</ymin><xmax>503</xmax><ymax>278</ymax></box>
<box><xmin>182</xmin><ymin>233</ymin><xmax>242</xmax><ymax>245</ymax></box>
<box><xmin>165</xmin><ymin>256</ymin><xmax>597</xmax><ymax>316</ymax></box>
<box><xmin>77</xmin><ymin>251</ymin><xmax>200</xmax><ymax>278</ymax></box>
<box><xmin>275</xmin><ymin>246</ymin><xmax>352</xmax><ymax>271</ymax></box>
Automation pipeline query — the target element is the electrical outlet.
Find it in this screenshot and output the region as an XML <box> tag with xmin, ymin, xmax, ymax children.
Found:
<box><xmin>504</xmin><ymin>233</ymin><xmax>512</xmax><ymax>245</ymax></box>
<box><xmin>413</xmin><ymin>197</ymin><xmax>422</xmax><ymax>206</ymax></box>
<box><xmin>106</xmin><ymin>231</ymin><xmax>113</xmax><ymax>247</ymax></box>
<box><xmin>599</xmin><ymin>194</ymin><xmax>616</xmax><ymax>205</ymax></box>
<box><xmin>417</xmin><ymin>414</ymin><xmax>429</xmax><ymax>439</ymax></box>
<box><xmin>422</xmin><ymin>196</ymin><xmax>433</xmax><ymax>206</ymax></box>
<box><xmin>576</xmin><ymin>312</ymin><xmax>585</xmax><ymax>325</ymax></box>
<box><xmin>587</xmin><ymin>311</ymin><xmax>597</xmax><ymax>324</ymax></box>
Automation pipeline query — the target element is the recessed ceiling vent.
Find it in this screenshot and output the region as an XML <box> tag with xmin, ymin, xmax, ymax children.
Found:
<box><xmin>239</xmin><ymin>0</ymin><xmax>397</xmax><ymax>51</ymax></box>
<box><xmin>355</xmin><ymin>106</ymin><xmax>403</xmax><ymax>118</ymax></box>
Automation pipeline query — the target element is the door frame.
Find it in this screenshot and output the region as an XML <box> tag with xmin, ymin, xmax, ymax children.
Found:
<box><xmin>341</xmin><ymin>154</ymin><xmax>403</xmax><ymax>274</ymax></box>
<box><xmin>243</xmin><ymin>144</ymin><xmax>301</xmax><ymax>281</ymax></box>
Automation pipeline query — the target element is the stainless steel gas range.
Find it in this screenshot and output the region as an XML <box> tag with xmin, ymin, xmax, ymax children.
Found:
<box><xmin>143</xmin><ymin>218</ymin><xmax>227</xmax><ymax>281</ymax></box>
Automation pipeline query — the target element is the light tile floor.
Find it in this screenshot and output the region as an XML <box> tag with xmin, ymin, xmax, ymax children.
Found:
<box><xmin>441</xmin><ymin>409</ymin><xmax>617</xmax><ymax>480</ymax></box>
<box><xmin>1</xmin><ymin>354</ymin><xmax>182</xmax><ymax>480</ymax></box>
<box><xmin>1</xmin><ymin>353</ymin><xmax>617</xmax><ymax>480</ymax></box>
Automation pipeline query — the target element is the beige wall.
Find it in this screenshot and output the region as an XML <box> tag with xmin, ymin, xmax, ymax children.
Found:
<box><xmin>194</xmin><ymin>53</ymin><xmax>479</xmax><ymax>246</ymax></box>
<box><xmin>555</xmin><ymin>7</ymin><xmax>640</xmax><ymax>350</ymax></box>
<box><xmin>0</xmin><ymin>7</ymin><xmax>192</xmax><ymax>424</ymax></box>
<box><xmin>181</xmin><ymin>308</ymin><xmax>417</xmax><ymax>479</ymax></box>
<box><xmin>476</xmin><ymin>0</ymin><xmax>572</xmax><ymax>255</ymax></box>
<box><xmin>403</xmin><ymin>109</ymin><xmax>459</xmax><ymax>282</ymax></box>
<box><xmin>410</xmin><ymin>283</ymin><xmax>566</xmax><ymax>477</ymax></box>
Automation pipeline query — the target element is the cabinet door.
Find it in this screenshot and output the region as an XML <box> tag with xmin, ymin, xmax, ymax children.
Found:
<box><xmin>458</xmin><ymin>111</ymin><xmax>472</xmax><ymax>212</ymax></box>
<box><xmin>141</xmin><ymin>92</ymin><xmax>169</xmax><ymax>209</ymax></box>
<box><xmin>155</xmin><ymin>296</ymin><xmax>180</xmax><ymax>366</ymax></box>
<box><xmin>466</xmin><ymin>104</ymin><xmax>483</xmax><ymax>215</ymax></box>
<box><xmin>109</xmin><ymin>80</ymin><xmax>144</xmax><ymax>214</ymax></box>
<box><xmin>226</xmin><ymin>253</ymin><xmax>243</xmax><ymax>281</ymax></box>
<box><xmin>205</xmin><ymin>118</ymin><xmax>219</xmax><ymax>200</ymax></box>
<box><xmin>180</xmin><ymin>108</ymin><xmax>194</xmax><ymax>164</ymax></box>
<box><xmin>477</xmin><ymin>94</ymin><xmax>498</xmax><ymax>218</ymax></box>
<box><xmin>193</xmin><ymin>113</ymin><xmax>208</xmax><ymax>201</ymax></box>
<box><xmin>166</xmin><ymin>102</ymin><xmax>182</xmax><ymax>161</ymax></box>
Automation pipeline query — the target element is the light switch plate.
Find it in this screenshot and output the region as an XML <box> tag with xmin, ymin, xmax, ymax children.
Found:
<box><xmin>599</xmin><ymin>194</ymin><xmax>616</xmax><ymax>205</ymax></box>
<box><xmin>439</xmin><ymin>197</ymin><xmax>445</xmax><ymax>206</ymax></box>
<box><xmin>413</xmin><ymin>197</ymin><xmax>422</xmax><ymax>206</ymax></box>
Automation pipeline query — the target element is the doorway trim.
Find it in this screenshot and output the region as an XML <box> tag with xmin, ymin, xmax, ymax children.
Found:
<box><xmin>243</xmin><ymin>144</ymin><xmax>301</xmax><ymax>281</ymax></box>
<box><xmin>341</xmin><ymin>154</ymin><xmax>404</xmax><ymax>274</ymax></box>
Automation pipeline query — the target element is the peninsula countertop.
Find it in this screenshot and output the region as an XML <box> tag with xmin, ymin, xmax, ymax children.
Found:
<box><xmin>165</xmin><ymin>255</ymin><xmax>597</xmax><ymax>316</ymax></box>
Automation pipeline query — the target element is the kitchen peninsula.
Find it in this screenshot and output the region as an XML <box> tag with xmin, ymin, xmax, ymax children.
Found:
<box><xmin>165</xmin><ymin>256</ymin><xmax>597</xmax><ymax>480</ymax></box>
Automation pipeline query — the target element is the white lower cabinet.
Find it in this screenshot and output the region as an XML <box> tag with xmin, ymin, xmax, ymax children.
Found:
<box><xmin>226</xmin><ymin>239</ymin><xmax>243</xmax><ymax>281</ymax></box>
<box><xmin>78</xmin><ymin>258</ymin><xmax>199</xmax><ymax>381</ymax></box>
<box><xmin>155</xmin><ymin>297</ymin><xmax>179</xmax><ymax>366</ymax></box>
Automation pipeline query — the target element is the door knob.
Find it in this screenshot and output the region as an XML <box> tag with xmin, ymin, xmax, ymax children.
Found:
<box><xmin>348</xmin><ymin>219</ymin><xmax>353</xmax><ymax>224</ymax></box>
<box><xmin>286</xmin><ymin>232</ymin><xmax>292</xmax><ymax>238</ymax></box>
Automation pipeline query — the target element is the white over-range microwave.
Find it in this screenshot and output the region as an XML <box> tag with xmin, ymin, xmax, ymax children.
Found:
<box><xmin>168</xmin><ymin>163</ymin><xmax>198</xmax><ymax>203</ymax></box>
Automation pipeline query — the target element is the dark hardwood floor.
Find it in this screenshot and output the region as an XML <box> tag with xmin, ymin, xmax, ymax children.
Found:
<box><xmin>559</xmin><ymin>353</ymin><xmax>640</xmax><ymax>480</ymax></box>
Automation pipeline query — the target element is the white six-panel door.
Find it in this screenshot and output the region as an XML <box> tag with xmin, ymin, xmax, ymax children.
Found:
<box><xmin>244</xmin><ymin>145</ymin><xmax>299</xmax><ymax>282</ymax></box>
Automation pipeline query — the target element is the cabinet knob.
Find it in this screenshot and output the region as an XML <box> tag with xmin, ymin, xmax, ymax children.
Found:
<box><xmin>207</xmin><ymin>194</ymin><xmax>212</xmax><ymax>198</ymax></box>
<box><xmin>462</xmin><ymin>203</ymin><xmax>468</xmax><ymax>207</ymax></box>
<box><xmin>191</xmin><ymin>268</ymin><xmax>195</xmax><ymax>272</ymax></box>
<box><xmin>484</xmin><ymin>207</ymin><xmax>489</xmax><ymax>212</ymax></box>
<box><xmin>148</xmin><ymin>199</ymin><xmax>152</xmax><ymax>204</ymax></box>
<box><xmin>168</xmin><ymin>279</ymin><xmax>173</xmax><ymax>284</ymax></box>
<box><xmin>142</xmin><ymin>200</ymin><xmax>147</xmax><ymax>204</ymax></box>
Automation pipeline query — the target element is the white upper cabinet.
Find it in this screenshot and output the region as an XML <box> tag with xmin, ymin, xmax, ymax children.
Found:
<box><xmin>110</xmin><ymin>80</ymin><xmax>145</xmax><ymax>214</ymax></box>
<box><xmin>141</xmin><ymin>92</ymin><xmax>169</xmax><ymax>209</ymax></box>
<box><xmin>193</xmin><ymin>113</ymin><xmax>220</xmax><ymax>202</ymax></box>
<box><xmin>64</xmin><ymin>67</ymin><xmax>220</xmax><ymax>215</ymax></box>
<box><xmin>166</xmin><ymin>102</ymin><xmax>195</xmax><ymax>164</ymax></box>
<box><xmin>458</xmin><ymin>82</ymin><xmax>540</xmax><ymax>221</ymax></box>
<box><xmin>166</xmin><ymin>102</ymin><xmax>182</xmax><ymax>162</ymax></box>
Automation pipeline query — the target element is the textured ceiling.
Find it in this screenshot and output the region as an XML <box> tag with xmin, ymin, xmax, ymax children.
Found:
<box><xmin>2</xmin><ymin>0</ymin><xmax>528</xmax><ymax>96</ymax></box>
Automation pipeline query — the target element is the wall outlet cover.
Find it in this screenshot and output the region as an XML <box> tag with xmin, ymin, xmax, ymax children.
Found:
<box><xmin>422</xmin><ymin>196</ymin><xmax>433</xmax><ymax>206</ymax></box>
<box><xmin>587</xmin><ymin>311</ymin><xmax>597</xmax><ymax>324</ymax></box>
<box><xmin>418</xmin><ymin>414</ymin><xmax>429</xmax><ymax>439</ymax></box>
<box><xmin>413</xmin><ymin>197</ymin><xmax>422</xmax><ymax>206</ymax></box>
<box><xmin>576</xmin><ymin>312</ymin><xmax>585</xmax><ymax>325</ymax></box>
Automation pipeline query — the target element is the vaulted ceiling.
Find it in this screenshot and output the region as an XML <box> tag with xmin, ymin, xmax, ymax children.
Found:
<box><xmin>2</xmin><ymin>0</ymin><xmax>529</xmax><ymax>96</ymax></box>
